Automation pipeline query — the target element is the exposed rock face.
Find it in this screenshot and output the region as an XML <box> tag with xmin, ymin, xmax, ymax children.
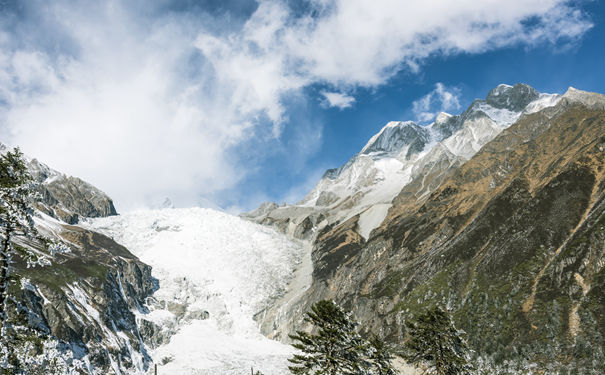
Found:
<box><xmin>26</xmin><ymin>158</ymin><xmax>118</xmax><ymax>224</ymax></box>
<box><xmin>485</xmin><ymin>83</ymin><xmax>540</xmax><ymax>111</ymax></box>
<box><xmin>12</xmin><ymin>222</ymin><xmax>156</xmax><ymax>373</ymax></box>
<box><xmin>360</xmin><ymin>121</ymin><xmax>431</xmax><ymax>157</ymax></box>
<box><xmin>1</xmin><ymin>144</ymin><xmax>154</xmax><ymax>373</ymax></box>
<box><xmin>273</xmin><ymin>91</ymin><xmax>605</xmax><ymax>372</ymax></box>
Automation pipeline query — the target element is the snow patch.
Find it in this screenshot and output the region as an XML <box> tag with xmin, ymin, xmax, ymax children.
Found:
<box><xmin>358</xmin><ymin>204</ymin><xmax>391</xmax><ymax>240</ymax></box>
<box><xmin>474</xmin><ymin>102</ymin><xmax>520</xmax><ymax>127</ymax></box>
<box><xmin>524</xmin><ymin>93</ymin><xmax>561</xmax><ymax>114</ymax></box>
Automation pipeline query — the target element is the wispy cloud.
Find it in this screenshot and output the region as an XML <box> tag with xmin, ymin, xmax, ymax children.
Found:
<box><xmin>412</xmin><ymin>83</ymin><xmax>461</xmax><ymax>123</ymax></box>
<box><xmin>0</xmin><ymin>0</ymin><xmax>593</xmax><ymax>210</ymax></box>
<box><xmin>320</xmin><ymin>91</ymin><xmax>356</xmax><ymax>109</ymax></box>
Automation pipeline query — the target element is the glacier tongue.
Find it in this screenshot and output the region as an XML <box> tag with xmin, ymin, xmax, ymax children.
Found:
<box><xmin>87</xmin><ymin>208</ymin><xmax>304</xmax><ymax>374</ymax></box>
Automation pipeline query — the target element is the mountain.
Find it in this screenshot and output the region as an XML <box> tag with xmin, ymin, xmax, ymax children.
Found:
<box><xmin>5</xmin><ymin>83</ymin><xmax>603</xmax><ymax>374</ymax></box>
<box><xmin>1</xmin><ymin>149</ymin><xmax>155</xmax><ymax>374</ymax></box>
<box><xmin>245</xmin><ymin>83</ymin><xmax>562</xmax><ymax>241</ymax></box>
<box><xmin>2</xmin><ymin>142</ymin><xmax>119</xmax><ymax>225</ymax></box>
<box><xmin>250</xmin><ymin>85</ymin><xmax>605</xmax><ymax>373</ymax></box>
<box><xmin>3</xmin><ymin>148</ymin><xmax>310</xmax><ymax>374</ymax></box>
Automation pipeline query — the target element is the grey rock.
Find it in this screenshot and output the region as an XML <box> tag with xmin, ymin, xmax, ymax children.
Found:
<box><xmin>486</xmin><ymin>83</ymin><xmax>540</xmax><ymax>111</ymax></box>
<box><xmin>315</xmin><ymin>191</ymin><xmax>339</xmax><ymax>206</ymax></box>
<box><xmin>240</xmin><ymin>201</ymin><xmax>279</xmax><ymax>219</ymax></box>
<box><xmin>12</xmin><ymin>224</ymin><xmax>156</xmax><ymax>374</ymax></box>
<box><xmin>24</xmin><ymin>157</ymin><xmax>118</xmax><ymax>223</ymax></box>
<box><xmin>360</xmin><ymin>121</ymin><xmax>430</xmax><ymax>157</ymax></box>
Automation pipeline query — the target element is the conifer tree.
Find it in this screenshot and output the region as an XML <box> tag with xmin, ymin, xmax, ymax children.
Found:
<box><xmin>402</xmin><ymin>306</ymin><xmax>471</xmax><ymax>375</ymax></box>
<box><xmin>368</xmin><ymin>335</ymin><xmax>396</xmax><ymax>375</ymax></box>
<box><xmin>287</xmin><ymin>300</ymin><xmax>372</xmax><ymax>375</ymax></box>
<box><xmin>0</xmin><ymin>148</ymin><xmax>47</xmax><ymax>373</ymax></box>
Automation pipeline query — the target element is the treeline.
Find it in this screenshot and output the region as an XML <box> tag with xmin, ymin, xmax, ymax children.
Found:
<box><xmin>256</xmin><ymin>300</ymin><xmax>472</xmax><ymax>375</ymax></box>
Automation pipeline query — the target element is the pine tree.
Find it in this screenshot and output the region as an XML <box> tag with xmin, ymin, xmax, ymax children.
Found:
<box><xmin>0</xmin><ymin>148</ymin><xmax>48</xmax><ymax>373</ymax></box>
<box><xmin>287</xmin><ymin>300</ymin><xmax>372</xmax><ymax>375</ymax></box>
<box><xmin>402</xmin><ymin>306</ymin><xmax>472</xmax><ymax>375</ymax></box>
<box><xmin>368</xmin><ymin>335</ymin><xmax>396</xmax><ymax>375</ymax></box>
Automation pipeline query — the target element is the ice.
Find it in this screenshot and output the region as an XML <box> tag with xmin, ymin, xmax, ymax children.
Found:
<box><xmin>86</xmin><ymin>208</ymin><xmax>304</xmax><ymax>374</ymax></box>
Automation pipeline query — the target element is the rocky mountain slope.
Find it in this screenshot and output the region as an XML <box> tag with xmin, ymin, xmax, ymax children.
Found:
<box><xmin>4</xmin><ymin>145</ymin><xmax>309</xmax><ymax>374</ymax></box>
<box><xmin>1</xmin><ymin>149</ymin><xmax>155</xmax><ymax>374</ymax></box>
<box><xmin>5</xmin><ymin>83</ymin><xmax>603</xmax><ymax>374</ymax></box>
<box><xmin>0</xmin><ymin>142</ymin><xmax>118</xmax><ymax>224</ymax></box>
<box><xmin>246</xmin><ymin>85</ymin><xmax>605</xmax><ymax>373</ymax></box>
<box><xmin>252</xmin><ymin>85</ymin><xmax>605</xmax><ymax>373</ymax></box>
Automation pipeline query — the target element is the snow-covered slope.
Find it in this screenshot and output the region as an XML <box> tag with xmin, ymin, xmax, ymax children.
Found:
<box><xmin>87</xmin><ymin>208</ymin><xmax>305</xmax><ymax>375</ymax></box>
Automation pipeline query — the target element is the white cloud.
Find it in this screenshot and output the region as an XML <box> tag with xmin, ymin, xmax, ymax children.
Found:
<box><xmin>278</xmin><ymin>0</ymin><xmax>592</xmax><ymax>85</ymax></box>
<box><xmin>0</xmin><ymin>0</ymin><xmax>593</xmax><ymax>210</ymax></box>
<box><xmin>412</xmin><ymin>82</ymin><xmax>460</xmax><ymax>122</ymax></box>
<box><xmin>412</xmin><ymin>83</ymin><xmax>461</xmax><ymax>123</ymax></box>
<box><xmin>320</xmin><ymin>91</ymin><xmax>356</xmax><ymax>109</ymax></box>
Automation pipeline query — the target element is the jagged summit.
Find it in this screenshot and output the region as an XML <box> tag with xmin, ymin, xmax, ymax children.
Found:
<box><xmin>485</xmin><ymin>83</ymin><xmax>540</xmax><ymax>111</ymax></box>
<box><xmin>246</xmin><ymin>85</ymin><xmax>605</xmax><ymax>245</ymax></box>
<box><xmin>435</xmin><ymin>112</ymin><xmax>452</xmax><ymax>124</ymax></box>
<box><xmin>0</xmin><ymin>143</ymin><xmax>117</xmax><ymax>223</ymax></box>
<box><xmin>360</xmin><ymin>121</ymin><xmax>430</xmax><ymax>157</ymax></box>
<box><xmin>299</xmin><ymin>83</ymin><xmax>556</xmax><ymax>207</ymax></box>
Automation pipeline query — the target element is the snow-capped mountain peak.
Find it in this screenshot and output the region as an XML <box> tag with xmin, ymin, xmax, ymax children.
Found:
<box><xmin>485</xmin><ymin>83</ymin><xmax>539</xmax><ymax>111</ymax></box>
<box><xmin>360</xmin><ymin>121</ymin><xmax>428</xmax><ymax>156</ymax></box>
<box><xmin>269</xmin><ymin>84</ymin><xmax>563</xmax><ymax>241</ymax></box>
<box><xmin>435</xmin><ymin>112</ymin><xmax>453</xmax><ymax>124</ymax></box>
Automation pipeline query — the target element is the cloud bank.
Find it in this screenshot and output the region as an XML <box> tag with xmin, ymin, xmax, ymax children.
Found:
<box><xmin>0</xmin><ymin>0</ymin><xmax>593</xmax><ymax>210</ymax></box>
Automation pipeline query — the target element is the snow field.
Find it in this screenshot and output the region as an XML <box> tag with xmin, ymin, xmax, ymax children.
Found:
<box><xmin>87</xmin><ymin>208</ymin><xmax>305</xmax><ymax>374</ymax></box>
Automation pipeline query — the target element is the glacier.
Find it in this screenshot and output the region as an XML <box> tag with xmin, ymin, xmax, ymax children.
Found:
<box><xmin>86</xmin><ymin>208</ymin><xmax>306</xmax><ymax>374</ymax></box>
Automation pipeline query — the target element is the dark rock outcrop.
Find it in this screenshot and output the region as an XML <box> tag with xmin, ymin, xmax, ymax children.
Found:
<box><xmin>486</xmin><ymin>83</ymin><xmax>540</xmax><ymax>111</ymax></box>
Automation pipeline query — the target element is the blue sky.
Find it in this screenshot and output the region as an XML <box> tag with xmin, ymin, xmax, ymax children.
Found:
<box><xmin>0</xmin><ymin>0</ymin><xmax>603</xmax><ymax>212</ymax></box>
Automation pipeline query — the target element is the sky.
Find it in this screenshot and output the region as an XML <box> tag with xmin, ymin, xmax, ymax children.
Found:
<box><xmin>0</xmin><ymin>0</ymin><xmax>603</xmax><ymax>213</ymax></box>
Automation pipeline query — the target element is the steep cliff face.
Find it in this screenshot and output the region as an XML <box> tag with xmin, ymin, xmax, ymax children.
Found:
<box><xmin>260</xmin><ymin>87</ymin><xmax>605</xmax><ymax>373</ymax></box>
<box><xmin>11</xmin><ymin>220</ymin><xmax>156</xmax><ymax>373</ymax></box>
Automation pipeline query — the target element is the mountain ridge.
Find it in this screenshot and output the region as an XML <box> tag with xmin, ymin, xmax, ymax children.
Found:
<box><xmin>257</xmin><ymin>85</ymin><xmax>605</xmax><ymax>373</ymax></box>
<box><xmin>244</xmin><ymin>83</ymin><xmax>564</xmax><ymax>243</ymax></box>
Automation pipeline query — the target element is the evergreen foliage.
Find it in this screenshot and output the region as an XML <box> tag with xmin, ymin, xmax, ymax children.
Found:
<box><xmin>287</xmin><ymin>300</ymin><xmax>370</xmax><ymax>374</ymax></box>
<box><xmin>368</xmin><ymin>335</ymin><xmax>396</xmax><ymax>375</ymax></box>
<box><xmin>402</xmin><ymin>306</ymin><xmax>471</xmax><ymax>375</ymax></box>
<box><xmin>288</xmin><ymin>300</ymin><xmax>396</xmax><ymax>375</ymax></box>
<box><xmin>0</xmin><ymin>148</ymin><xmax>49</xmax><ymax>373</ymax></box>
